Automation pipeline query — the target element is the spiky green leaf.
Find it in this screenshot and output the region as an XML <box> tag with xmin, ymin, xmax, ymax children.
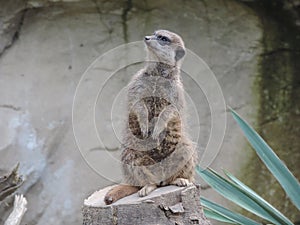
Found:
<box><xmin>203</xmin><ymin>208</ymin><xmax>236</xmax><ymax>224</ymax></box>
<box><xmin>230</xmin><ymin>108</ymin><xmax>300</xmax><ymax>210</ymax></box>
<box><xmin>224</xmin><ymin>170</ymin><xmax>293</xmax><ymax>224</ymax></box>
<box><xmin>201</xmin><ymin>197</ymin><xmax>261</xmax><ymax>225</ymax></box>
<box><xmin>196</xmin><ymin>166</ymin><xmax>292</xmax><ymax>225</ymax></box>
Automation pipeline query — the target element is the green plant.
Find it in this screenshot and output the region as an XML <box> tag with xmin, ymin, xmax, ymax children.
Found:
<box><xmin>197</xmin><ymin>108</ymin><xmax>300</xmax><ymax>225</ymax></box>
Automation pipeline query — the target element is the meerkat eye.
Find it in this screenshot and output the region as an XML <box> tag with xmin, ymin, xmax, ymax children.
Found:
<box><xmin>161</xmin><ymin>36</ymin><xmax>170</xmax><ymax>42</ymax></box>
<box><xmin>156</xmin><ymin>35</ymin><xmax>170</xmax><ymax>46</ymax></box>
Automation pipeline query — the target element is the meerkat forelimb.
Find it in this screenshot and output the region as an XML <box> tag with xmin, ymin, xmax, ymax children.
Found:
<box><xmin>152</xmin><ymin>104</ymin><xmax>179</xmax><ymax>140</ymax></box>
<box><xmin>131</xmin><ymin>100</ymin><xmax>149</xmax><ymax>138</ymax></box>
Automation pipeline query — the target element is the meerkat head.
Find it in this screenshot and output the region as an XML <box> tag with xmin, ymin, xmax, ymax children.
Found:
<box><xmin>144</xmin><ymin>30</ymin><xmax>186</xmax><ymax>67</ymax></box>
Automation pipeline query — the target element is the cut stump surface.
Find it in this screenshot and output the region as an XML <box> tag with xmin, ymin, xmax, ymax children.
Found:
<box><xmin>83</xmin><ymin>184</ymin><xmax>211</xmax><ymax>225</ymax></box>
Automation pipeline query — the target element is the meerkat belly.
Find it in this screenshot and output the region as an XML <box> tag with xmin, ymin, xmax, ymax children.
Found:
<box><xmin>128</xmin><ymin>96</ymin><xmax>181</xmax><ymax>139</ymax></box>
<box><xmin>122</xmin><ymin>96</ymin><xmax>186</xmax><ymax>185</ymax></box>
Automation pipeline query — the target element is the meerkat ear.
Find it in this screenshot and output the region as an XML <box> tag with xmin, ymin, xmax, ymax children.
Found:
<box><xmin>175</xmin><ymin>47</ymin><xmax>185</xmax><ymax>61</ymax></box>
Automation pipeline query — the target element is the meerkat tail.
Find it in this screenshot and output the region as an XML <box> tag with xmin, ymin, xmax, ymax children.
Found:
<box><xmin>104</xmin><ymin>184</ymin><xmax>140</xmax><ymax>205</ymax></box>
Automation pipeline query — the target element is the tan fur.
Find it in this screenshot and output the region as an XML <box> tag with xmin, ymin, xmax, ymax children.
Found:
<box><xmin>104</xmin><ymin>185</ymin><xmax>139</xmax><ymax>205</ymax></box>
<box><xmin>105</xmin><ymin>30</ymin><xmax>197</xmax><ymax>204</ymax></box>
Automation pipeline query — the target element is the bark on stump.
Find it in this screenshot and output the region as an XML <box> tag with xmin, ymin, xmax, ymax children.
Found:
<box><xmin>82</xmin><ymin>184</ymin><xmax>211</xmax><ymax>225</ymax></box>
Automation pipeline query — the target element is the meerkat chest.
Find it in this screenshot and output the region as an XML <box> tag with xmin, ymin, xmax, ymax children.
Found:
<box><xmin>143</xmin><ymin>96</ymin><xmax>170</xmax><ymax>119</ymax></box>
<box><xmin>139</xmin><ymin>76</ymin><xmax>178</xmax><ymax>117</ymax></box>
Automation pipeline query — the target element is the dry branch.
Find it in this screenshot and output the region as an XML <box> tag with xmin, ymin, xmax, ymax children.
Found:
<box><xmin>4</xmin><ymin>195</ymin><xmax>27</xmax><ymax>225</ymax></box>
<box><xmin>0</xmin><ymin>164</ymin><xmax>24</xmax><ymax>202</ymax></box>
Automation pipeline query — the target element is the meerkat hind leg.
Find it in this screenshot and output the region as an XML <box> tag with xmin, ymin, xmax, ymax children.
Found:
<box><xmin>171</xmin><ymin>178</ymin><xmax>192</xmax><ymax>187</ymax></box>
<box><xmin>138</xmin><ymin>184</ymin><xmax>157</xmax><ymax>197</ymax></box>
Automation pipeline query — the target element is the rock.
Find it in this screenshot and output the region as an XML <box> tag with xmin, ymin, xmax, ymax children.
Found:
<box><xmin>0</xmin><ymin>0</ymin><xmax>263</xmax><ymax>224</ymax></box>
<box><xmin>0</xmin><ymin>0</ymin><xmax>27</xmax><ymax>55</ymax></box>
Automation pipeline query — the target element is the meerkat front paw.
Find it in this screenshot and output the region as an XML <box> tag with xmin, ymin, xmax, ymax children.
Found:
<box><xmin>152</xmin><ymin>105</ymin><xmax>178</xmax><ymax>140</ymax></box>
<box><xmin>152</xmin><ymin>118</ymin><xmax>166</xmax><ymax>140</ymax></box>
<box><xmin>138</xmin><ymin>184</ymin><xmax>157</xmax><ymax>197</ymax></box>
<box><xmin>171</xmin><ymin>178</ymin><xmax>192</xmax><ymax>187</ymax></box>
<box><xmin>139</xmin><ymin>118</ymin><xmax>149</xmax><ymax>138</ymax></box>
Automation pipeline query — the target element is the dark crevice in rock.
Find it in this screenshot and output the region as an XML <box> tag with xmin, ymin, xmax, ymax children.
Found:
<box><xmin>0</xmin><ymin>8</ymin><xmax>28</xmax><ymax>58</ymax></box>
<box><xmin>159</xmin><ymin>206</ymin><xmax>172</xmax><ymax>222</ymax></box>
<box><xmin>199</xmin><ymin>0</ymin><xmax>212</xmax><ymax>63</ymax></box>
<box><xmin>0</xmin><ymin>104</ymin><xmax>21</xmax><ymax>111</ymax></box>
<box><xmin>91</xmin><ymin>0</ymin><xmax>113</xmax><ymax>34</ymax></box>
<box><xmin>260</xmin><ymin>47</ymin><xmax>300</xmax><ymax>56</ymax></box>
<box><xmin>259</xmin><ymin>116</ymin><xmax>279</xmax><ymax>126</ymax></box>
<box><xmin>121</xmin><ymin>0</ymin><xmax>132</xmax><ymax>43</ymax></box>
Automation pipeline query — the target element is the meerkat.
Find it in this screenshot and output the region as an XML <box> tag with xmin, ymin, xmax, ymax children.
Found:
<box><xmin>104</xmin><ymin>30</ymin><xmax>197</xmax><ymax>204</ymax></box>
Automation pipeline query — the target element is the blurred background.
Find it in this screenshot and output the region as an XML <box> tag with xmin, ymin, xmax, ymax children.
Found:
<box><xmin>0</xmin><ymin>0</ymin><xmax>299</xmax><ymax>224</ymax></box>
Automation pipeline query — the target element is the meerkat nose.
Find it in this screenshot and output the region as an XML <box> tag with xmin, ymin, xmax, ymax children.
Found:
<box><xmin>144</xmin><ymin>36</ymin><xmax>151</xmax><ymax>41</ymax></box>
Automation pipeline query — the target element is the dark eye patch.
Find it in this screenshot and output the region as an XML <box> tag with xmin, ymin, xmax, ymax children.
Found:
<box><xmin>156</xmin><ymin>35</ymin><xmax>171</xmax><ymax>45</ymax></box>
<box><xmin>161</xmin><ymin>36</ymin><xmax>170</xmax><ymax>42</ymax></box>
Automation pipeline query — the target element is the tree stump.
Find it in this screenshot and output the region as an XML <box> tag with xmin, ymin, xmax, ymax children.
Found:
<box><xmin>82</xmin><ymin>184</ymin><xmax>211</xmax><ymax>225</ymax></box>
